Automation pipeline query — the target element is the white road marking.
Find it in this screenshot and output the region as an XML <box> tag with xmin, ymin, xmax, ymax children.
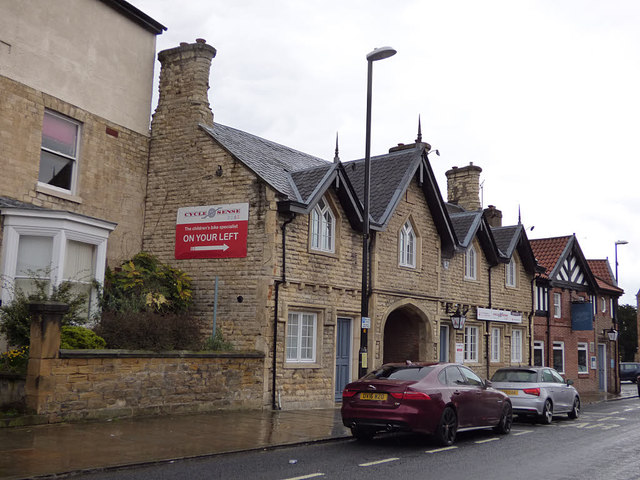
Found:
<box><xmin>512</xmin><ymin>430</ymin><xmax>533</xmax><ymax>436</ymax></box>
<box><xmin>359</xmin><ymin>458</ymin><xmax>400</xmax><ymax>467</ymax></box>
<box><xmin>282</xmin><ymin>474</ymin><xmax>325</xmax><ymax>480</ymax></box>
<box><xmin>426</xmin><ymin>446</ymin><xmax>458</xmax><ymax>454</ymax></box>
<box><xmin>475</xmin><ymin>437</ymin><xmax>500</xmax><ymax>444</ymax></box>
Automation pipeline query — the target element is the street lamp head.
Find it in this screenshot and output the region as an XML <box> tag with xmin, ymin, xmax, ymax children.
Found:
<box><xmin>616</xmin><ymin>240</ymin><xmax>629</xmax><ymax>246</ymax></box>
<box><xmin>366</xmin><ymin>46</ymin><xmax>397</xmax><ymax>62</ymax></box>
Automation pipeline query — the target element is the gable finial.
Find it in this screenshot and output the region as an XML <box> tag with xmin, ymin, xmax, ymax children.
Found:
<box><xmin>415</xmin><ymin>115</ymin><xmax>422</xmax><ymax>143</ymax></box>
<box><xmin>518</xmin><ymin>205</ymin><xmax>522</xmax><ymax>225</ymax></box>
<box><xmin>333</xmin><ymin>132</ymin><xmax>341</xmax><ymax>163</ymax></box>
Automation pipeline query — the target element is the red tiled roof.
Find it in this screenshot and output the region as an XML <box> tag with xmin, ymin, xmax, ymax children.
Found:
<box><xmin>587</xmin><ymin>259</ymin><xmax>624</xmax><ymax>294</ymax></box>
<box><xmin>529</xmin><ymin>236</ymin><xmax>572</xmax><ymax>279</ymax></box>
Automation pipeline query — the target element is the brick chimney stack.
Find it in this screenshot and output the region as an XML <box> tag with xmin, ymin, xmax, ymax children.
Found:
<box><xmin>445</xmin><ymin>163</ymin><xmax>482</xmax><ymax>211</ymax></box>
<box><xmin>153</xmin><ymin>39</ymin><xmax>217</xmax><ymax>129</ymax></box>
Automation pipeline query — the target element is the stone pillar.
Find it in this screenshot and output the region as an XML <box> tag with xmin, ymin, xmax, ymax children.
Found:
<box><xmin>25</xmin><ymin>302</ymin><xmax>68</xmax><ymax>414</ymax></box>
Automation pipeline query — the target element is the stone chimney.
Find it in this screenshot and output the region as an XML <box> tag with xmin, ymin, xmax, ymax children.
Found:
<box><xmin>484</xmin><ymin>205</ymin><xmax>502</xmax><ymax>227</ymax></box>
<box><xmin>445</xmin><ymin>163</ymin><xmax>482</xmax><ymax>211</ymax></box>
<box><xmin>152</xmin><ymin>39</ymin><xmax>217</xmax><ymax>129</ymax></box>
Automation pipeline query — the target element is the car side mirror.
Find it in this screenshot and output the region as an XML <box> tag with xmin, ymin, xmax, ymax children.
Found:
<box><xmin>566</xmin><ymin>379</ymin><xmax>574</xmax><ymax>386</ymax></box>
<box><xmin>483</xmin><ymin>379</ymin><xmax>492</xmax><ymax>389</ymax></box>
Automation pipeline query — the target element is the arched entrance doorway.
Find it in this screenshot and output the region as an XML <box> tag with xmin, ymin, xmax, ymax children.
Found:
<box><xmin>383</xmin><ymin>303</ymin><xmax>431</xmax><ymax>364</ymax></box>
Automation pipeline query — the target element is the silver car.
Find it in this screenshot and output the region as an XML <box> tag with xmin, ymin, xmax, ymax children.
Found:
<box><xmin>490</xmin><ymin>367</ymin><xmax>580</xmax><ymax>424</ymax></box>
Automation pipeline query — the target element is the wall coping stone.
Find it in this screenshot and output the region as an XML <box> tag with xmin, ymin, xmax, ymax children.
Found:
<box><xmin>58</xmin><ymin>349</ymin><xmax>265</xmax><ymax>359</ymax></box>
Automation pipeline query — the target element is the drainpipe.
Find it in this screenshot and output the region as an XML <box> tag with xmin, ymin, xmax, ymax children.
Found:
<box><xmin>272</xmin><ymin>213</ymin><xmax>296</xmax><ymax>410</ymax></box>
<box><xmin>486</xmin><ymin>266</ymin><xmax>493</xmax><ymax>378</ymax></box>
<box><xmin>547</xmin><ymin>286</ymin><xmax>552</xmax><ymax>367</ymax></box>
<box><xmin>529</xmin><ymin>276</ymin><xmax>535</xmax><ymax>365</ymax></box>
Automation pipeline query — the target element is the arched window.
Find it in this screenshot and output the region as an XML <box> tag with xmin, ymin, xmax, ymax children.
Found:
<box><xmin>399</xmin><ymin>221</ymin><xmax>416</xmax><ymax>268</ymax></box>
<box><xmin>310</xmin><ymin>197</ymin><xmax>335</xmax><ymax>253</ymax></box>
<box><xmin>506</xmin><ymin>257</ymin><xmax>517</xmax><ymax>287</ymax></box>
<box><xmin>464</xmin><ymin>245</ymin><xmax>477</xmax><ymax>280</ymax></box>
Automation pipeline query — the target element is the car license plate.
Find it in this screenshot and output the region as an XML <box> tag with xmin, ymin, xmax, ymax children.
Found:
<box><xmin>500</xmin><ymin>389</ymin><xmax>518</xmax><ymax>396</ymax></box>
<box><xmin>360</xmin><ymin>392</ymin><xmax>387</xmax><ymax>401</ymax></box>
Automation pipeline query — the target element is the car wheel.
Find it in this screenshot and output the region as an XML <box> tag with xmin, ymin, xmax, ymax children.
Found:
<box><xmin>494</xmin><ymin>402</ymin><xmax>513</xmax><ymax>434</ymax></box>
<box><xmin>350</xmin><ymin>427</ymin><xmax>374</xmax><ymax>441</ymax></box>
<box><xmin>540</xmin><ymin>399</ymin><xmax>553</xmax><ymax>424</ymax></box>
<box><xmin>436</xmin><ymin>406</ymin><xmax>458</xmax><ymax>446</ymax></box>
<box><xmin>568</xmin><ymin>397</ymin><xmax>580</xmax><ymax>420</ymax></box>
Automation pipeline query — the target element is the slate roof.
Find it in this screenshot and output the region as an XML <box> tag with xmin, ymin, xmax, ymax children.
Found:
<box><xmin>530</xmin><ymin>236</ymin><xmax>572</xmax><ymax>279</ymax></box>
<box><xmin>0</xmin><ymin>196</ymin><xmax>47</xmax><ymax>210</ymax></box>
<box><xmin>201</xmin><ymin>123</ymin><xmax>330</xmax><ymax>202</ymax></box>
<box><xmin>492</xmin><ymin>225</ymin><xmax>518</xmax><ymax>257</ymax></box>
<box><xmin>587</xmin><ymin>259</ymin><xmax>624</xmax><ymax>294</ymax></box>
<box><xmin>342</xmin><ymin>147</ymin><xmax>422</xmax><ymax>227</ymax></box>
<box><xmin>449</xmin><ymin>211</ymin><xmax>482</xmax><ymax>248</ymax></box>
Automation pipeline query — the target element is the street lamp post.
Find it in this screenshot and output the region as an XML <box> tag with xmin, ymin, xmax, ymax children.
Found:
<box><xmin>359</xmin><ymin>46</ymin><xmax>396</xmax><ymax>379</ymax></box>
<box><xmin>615</xmin><ymin>240</ymin><xmax>628</xmax><ymax>284</ymax></box>
<box><xmin>613</xmin><ymin>240</ymin><xmax>628</xmax><ymax>395</ymax></box>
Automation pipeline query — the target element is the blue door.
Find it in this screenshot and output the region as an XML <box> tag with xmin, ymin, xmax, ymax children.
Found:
<box><xmin>335</xmin><ymin>317</ymin><xmax>352</xmax><ymax>401</ymax></box>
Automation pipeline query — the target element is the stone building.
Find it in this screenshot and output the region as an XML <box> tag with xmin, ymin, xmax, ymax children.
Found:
<box><xmin>142</xmin><ymin>39</ymin><xmax>539</xmax><ymax>409</ymax></box>
<box><xmin>2</xmin><ymin>0</ymin><xmax>618</xmax><ymax>408</ymax></box>
<box><xmin>530</xmin><ymin>236</ymin><xmax>623</xmax><ymax>394</ymax></box>
<box><xmin>0</xmin><ymin>0</ymin><xmax>165</xmax><ymax>350</ymax></box>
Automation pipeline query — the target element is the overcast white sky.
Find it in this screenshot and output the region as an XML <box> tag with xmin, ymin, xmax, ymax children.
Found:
<box><xmin>132</xmin><ymin>0</ymin><xmax>640</xmax><ymax>305</ymax></box>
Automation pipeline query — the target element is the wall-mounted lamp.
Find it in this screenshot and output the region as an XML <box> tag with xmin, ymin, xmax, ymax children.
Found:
<box><xmin>603</xmin><ymin>327</ymin><xmax>618</xmax><ymax>342</ymax></box>
<box><xmin>446</xmin><ymin>303</ymin><xmax>469</xmax><ymax>330</ymax></box>
<box><xmin>216</xmin><ymin>165</ymin><xmax>223</xmax><ymax>177</ymax></box>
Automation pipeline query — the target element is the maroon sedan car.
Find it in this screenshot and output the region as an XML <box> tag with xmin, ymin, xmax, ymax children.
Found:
<box><xmin>341</xmin><ymin>362</ymin><xmax>512</xmax><ymax>445</ymax></box>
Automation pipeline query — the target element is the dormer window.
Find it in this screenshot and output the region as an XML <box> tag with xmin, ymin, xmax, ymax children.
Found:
<box><xmin>310</xmin><ymin>197</ymin><xmax>335</xmax><ymax>253</ymax></box>
<box><xmin>399</xmin><ymin>220</ymin><xmax>416</xmax><ymax>268</ymax></box>
<box><xmin>464</xmin><ymin>245</ymin><xmax>477</xmax><ymax>280</ymax></box>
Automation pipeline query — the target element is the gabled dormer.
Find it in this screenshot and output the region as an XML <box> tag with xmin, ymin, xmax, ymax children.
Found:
<box><xmin>530</xmin><ymin>235</ymin><xmax>597</xmax><ymax>292</ymax></box>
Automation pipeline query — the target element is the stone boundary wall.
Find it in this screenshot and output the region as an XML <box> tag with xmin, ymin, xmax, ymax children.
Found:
<box><xmin>26</xmin><ymin>302</ymin><xmax>266</xmax><ymax>423</ymax></box>
<box><xmin>0</xmin><ymin>373</ymin><xmax>25</xmax><ymax>408</ymax></box>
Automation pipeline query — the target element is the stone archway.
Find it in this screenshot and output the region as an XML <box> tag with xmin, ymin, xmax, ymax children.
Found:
<box><xmin>382</xmin><ymin>303</ymin><xmax>431</xmax><ymax>364</ymax></box>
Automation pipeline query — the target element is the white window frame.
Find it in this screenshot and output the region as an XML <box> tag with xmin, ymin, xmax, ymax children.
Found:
<box><xmin>286</xmin><ymin>311</ymin><xmax>317</xmax><ymax>363</ymax></box>
<box><xmin>399</xmin><ymin>220</ymin><xmax>416</xmax><ymax>268</ymax></box>
<box><xmin>464</xmin><ymin>325</ymin><xmax>479</xmax><ymax>363</ymax></box>
<box><xmin>490</xmin><ymin>327</ymin><xmax>501</xmax><ymax>362</ymax></box>
<box><xmin>533</xmin><ymin>341</ymin><xmax>544</xmax><ymax>366</ymax></box>
<box><xmin>310</xmin><ymin>197</ymin><xmax>335</xmax><ymax>253</ymax></box>
<box><xmin>553</xmin><ymin>293</ymin><xmax>562</xmax><ymax>318</ymax></box>
<box><xmin>577</xmin><ymin>342</ymin><xmax>588</xmax><ymax>374</ymax></box>
<box><xmin>0</xmin><ymin>209</ymin><xmax>115</xmax><ymax>317</ymax></box>
<box><xmin>610</xmin><ymin>298</ymin><xmax>614</xmax><ymax>319</ymax></box>
<box><xmin>590</xmin><ymin>294</ymin><xmax>597</xmax><ymax>315</ymax></box>
<box><xmin>38</xmin><ymin>110</ymin><xmax>81</xmax><ymax>195</ymax></box>
<box><xmin>601</xmin><ymin>297</ymin><xmax>606</xmax><ymax>313</ymax></box>
<box><xmin>506</xmin><ymin>258</ymin><xmax>516</xmax><ymax>287</ymax></box>
<box><xmin>536</xmin><ymin>285</ymin><xmax>548</xmax><ymax>312</ymax></box>
<box><xmin>511</xmin><ymin>329</ymin><xmax>523</xmax><ymax>363</ymax></box>
<box><xmin>553</xmin><ymin>341</ymin><xmax>565</xmax><ymax>374</ymax></box>
<box><xmin>464</xmin><ymin>245</ymin><xmax>477</xmax><ymax>280</ymax></box>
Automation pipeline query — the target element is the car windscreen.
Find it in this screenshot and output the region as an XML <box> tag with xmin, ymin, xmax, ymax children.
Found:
<box><xmin>491</xmin><ymin>369</ymin><xmax>538</xmax><ymax>383</ymax></box>
<box><xmin>364</xmin><ymin>366</ymin><xmax>435</xmax><ymax>381</ymax></box>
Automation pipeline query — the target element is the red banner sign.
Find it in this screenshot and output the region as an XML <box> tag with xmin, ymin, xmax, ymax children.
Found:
<box><xmin>175</xmin><ymin>203</ymin><xmax>249</xmax><ymax>259</ymax></box>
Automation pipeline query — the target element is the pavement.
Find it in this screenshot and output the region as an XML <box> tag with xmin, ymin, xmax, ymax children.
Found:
<box><xmin>1</xmin><ymin>385</ymin><xmax>637</xmax><ymax>480</ymax></box>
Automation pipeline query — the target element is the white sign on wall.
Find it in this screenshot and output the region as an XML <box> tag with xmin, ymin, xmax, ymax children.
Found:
<box><xmin>477</xmin><ymin>307</ymin><xmax>522</xmax><ymax>324</ymax></box>
<box><xmin>455</xmin><ymin>343</ymin><xmax>464</xmax><ymax>363</ymax></box>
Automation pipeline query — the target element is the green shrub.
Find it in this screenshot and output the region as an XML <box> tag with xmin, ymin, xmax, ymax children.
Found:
<box><xmin>0</xmin><ymin>275</ymin><xmax>89</xmax><ymax>347</ymax></box>
<box><xmin>100</xmin><ymin>252</ymin><xmax>193</xmax><ymax>314</ymax></box>
<box><xmin>60</xmin><ymin>326</ymin><xmax>106</xmax><ymax>349</ymax></box>
<box><xmin>201</xmin><ymin>327</ymin><xmax>234</xmax><ymax>351</ymax></box>
<box><xmin>0</xmin><ymin>346</ymin><xmax>29</xmax><ymax>375</ymax></box>
<box><xmin>94</xmin><ymin>311</ymin><xmax>203</xmax><ymax>351</ymax></box>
